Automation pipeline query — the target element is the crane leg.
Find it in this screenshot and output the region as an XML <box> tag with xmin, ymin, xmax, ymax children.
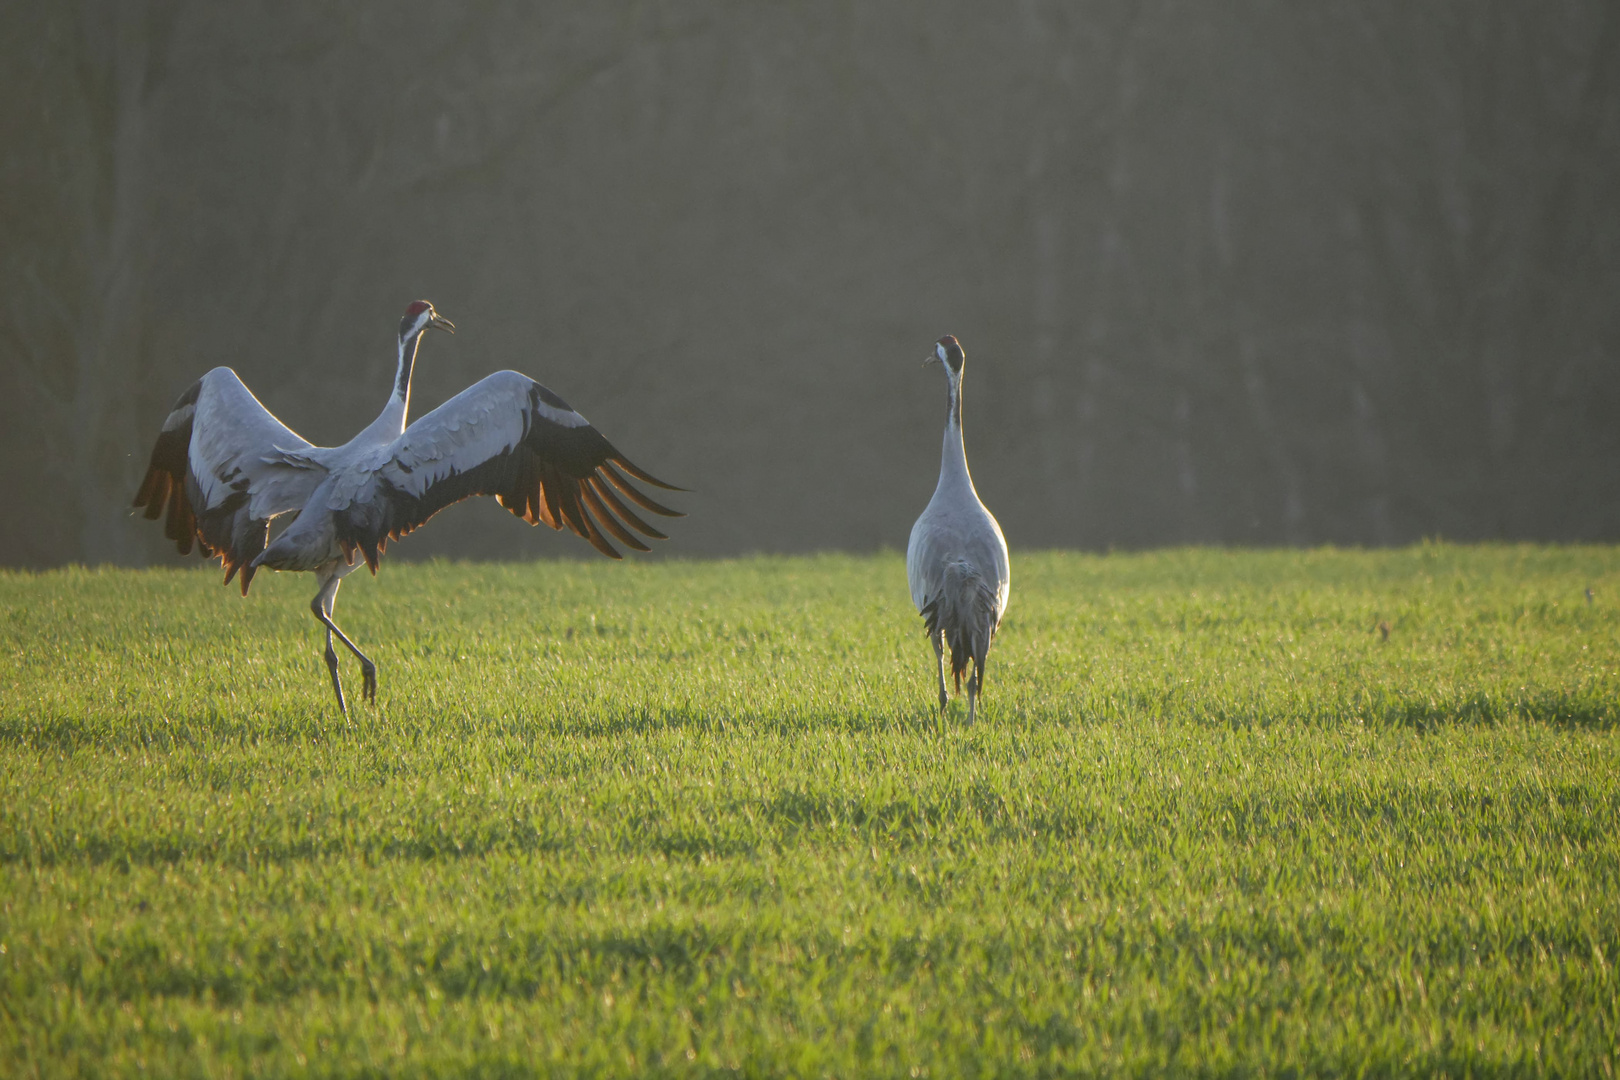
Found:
<box><xmin>322</xmin><ymin>625</ymin><xmax>346</xmax><ymax>715</ymax></box>
<box><xmin>311</xmin><ymin>566</ymin><xmax>377</xmax><ymax>713</ymax></box>
<box><xmin>932</xmin><ymin>630</ymin><xmax>948</xmax><ymax>717</ymax></box>
<box><xmin>967</xmin><ymin>655</ymin><xmax>985</xmax><ymax>724</ymax></box>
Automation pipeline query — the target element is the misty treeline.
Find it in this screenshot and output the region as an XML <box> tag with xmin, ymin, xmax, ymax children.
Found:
<box><xmin>3</xmin><ymin>2</ymin><xmax>1617</xmax><ymax>569</ymax></box>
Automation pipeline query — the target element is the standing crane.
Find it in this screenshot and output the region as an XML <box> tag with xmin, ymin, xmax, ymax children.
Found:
<box><xmin>133</xmin><ymin>301</ymin><xmax>682</xmax><ymax>713</ymax></box>
<box><xmin>906</xmin><ymin>335</ymin><xmax>1010</xmax><ymax>724</ymax></box>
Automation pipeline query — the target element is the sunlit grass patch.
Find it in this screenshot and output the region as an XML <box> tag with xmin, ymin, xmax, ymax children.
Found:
<box><xmin>1</xmin><ymin>545</ymin><xmax>1617</xmax><ymax>1076</ymax></box>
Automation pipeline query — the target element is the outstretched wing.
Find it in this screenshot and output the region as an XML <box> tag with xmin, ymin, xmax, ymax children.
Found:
<box><xmin>133</xmin><ymin>367</ymin><xmax>325</xmax><ymax>594</ymax></box>
<box><xmin>333</xmin><ymin>370</ymin><xmax>682</xmax><ymax>570</ymax></box>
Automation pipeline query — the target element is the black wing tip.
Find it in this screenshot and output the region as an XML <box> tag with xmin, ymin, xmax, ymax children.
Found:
<box><xmin>133</xmin><ymin>469</ymin><xmax>165</xmax><ymax>513</ymax></box>
<box><xmin>600</xmin><ymin>462</ymin><xmax>683</xmax><ymax>519</ymax></box>
<box><xmin>580</xmin><ymin>484</ymin><xmax>653</xmax><ymax>553</ymax></box>
<box><xmin>638</xmin><ymin>499</ymin><xmax>684</xmax><ymax>518</ymax></box>
<box><xmin>610</xmin><ymin>456</ymin><xmax>687</xmax><ymax>493</ymax></box>
<box><xmin>577</xmin><ymin>505</ymin><xmax>624</xmax><ymax>561</ymax></box>
<box><xmin>586</xmin><ymin>476</ymin><xmax>670</xmax><ymax>541</ymax></box>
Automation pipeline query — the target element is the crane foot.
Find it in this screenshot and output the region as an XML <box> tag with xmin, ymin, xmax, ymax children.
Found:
<box><xmin>361</xmin><ymin>659</ymin><xmax>377</xmax><ymax>704</ymax></box>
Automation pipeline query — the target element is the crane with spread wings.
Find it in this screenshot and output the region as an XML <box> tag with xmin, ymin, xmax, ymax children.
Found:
<box><xmin>133</xmin><ymin>301</ymin><xmax>682</xmax><ymax>713</ymax></box>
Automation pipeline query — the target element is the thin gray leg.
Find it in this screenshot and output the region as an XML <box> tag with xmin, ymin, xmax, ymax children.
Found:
<box><xmin>932</xmin><ymin>630</ymin><xmax>948</xmax><ymax>716</ymax></box>
<box><xmin>322</xmin><ymin>624</ymin><xmax>346</xmax><ymax>714</ymax></box>
<box><xmin>967</xmin><ymin>651</ymin><xmax>986</xmax><ymax>724</ymax></box>
<box><xmin>310</xmin><ymin>567</ymin><xmax>377</xmax><ymax>713</ymax></box>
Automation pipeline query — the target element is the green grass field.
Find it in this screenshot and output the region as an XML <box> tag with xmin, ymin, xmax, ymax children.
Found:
<box><xmin>1</xmin><ymin>546</ymin><xmax>1617</xmax><ymax>1077</ymax></box>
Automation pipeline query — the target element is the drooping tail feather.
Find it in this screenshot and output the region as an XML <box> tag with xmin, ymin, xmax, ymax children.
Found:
<box><xmin>919</xmin><ymin>561</ymin><xmax>1000</xmax><ymax>692</ymax></box>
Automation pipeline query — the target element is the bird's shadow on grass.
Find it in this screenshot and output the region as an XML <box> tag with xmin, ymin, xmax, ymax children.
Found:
<box><xmin>1363</xmin><ymin>688</ymin><xmax>1617</xmax><ymax>733</ymax></box>
<box><xmin>1176</xmin><ymin>687</ymin><xmax>1617</xmax><ymax>734</ymax></box>
<box><xmin>441</xmin><ymin>703</ymin><xmax>948</xmax><ymax>743</ymax></box>
<box><xmin>0</xmin><ymin>699</ymin><xmax>948</xmax><ymax>756</ymax></box>
<box><xmin>0</xmin><ymin>708</ymin><xmax>342</xmax><ymax>754</ymax></box>
<box><xmin>5</xmin><ymin>684</ymin><xmax>1612</xmax><ymax>757</ymax></box>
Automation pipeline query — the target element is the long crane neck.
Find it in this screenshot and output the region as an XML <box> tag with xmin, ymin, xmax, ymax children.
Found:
<box><xmin>348</xmin><ymin>330</ymin><xmax>424</xmax><ymax>449</ymax></box>
<box><xmin>936</xmin><ymin>369</ymin><xmax>975</xmax><ymax>495</ymax></box>
<box><xmin>369</xmin><ymin>330</ymin><xmax>424</xmax><ymax>438</ymax></box>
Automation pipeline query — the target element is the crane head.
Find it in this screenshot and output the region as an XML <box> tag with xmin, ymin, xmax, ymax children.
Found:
<box><xmin>926</xmin><ymin>334</ymin><xmax>965</xmax><ymax>374</ymax></box>
<box><xmin>399</xmin><ymin>300</ymin><xmax>456</xmax><ymax>340</ymax></box>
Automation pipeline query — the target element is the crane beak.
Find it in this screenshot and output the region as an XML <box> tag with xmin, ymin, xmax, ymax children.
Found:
<box><xmin>922</xmin><ymin>353</ymin><xmax>940</xmax><ymax>368</ymax></box>
<box><xmin>430</xmin><ymin>314</ymin><xmax>456</xmax><ymax>335</ymax></box>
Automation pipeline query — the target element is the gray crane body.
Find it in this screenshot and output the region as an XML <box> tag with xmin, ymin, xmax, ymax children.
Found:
<box><xmin>133</xmin><ymin>301</ymin><xmax>682</xmax><ymax>714</ymax></box>
<box><xmin>906</xmin><ymin>336</ymin><xmax>1009</xmax><ymax>723</ymax></box>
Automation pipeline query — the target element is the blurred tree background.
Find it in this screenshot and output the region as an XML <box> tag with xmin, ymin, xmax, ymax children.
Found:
<box><xmin>3</xmin><ymin>1</ymin><xmax>1618</xmax><ymax>568</ymax></box>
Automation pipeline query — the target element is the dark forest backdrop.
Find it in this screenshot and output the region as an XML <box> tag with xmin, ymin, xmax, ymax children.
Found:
<box><xmin>4</xmin><ymin>1</ymin><xmax>1619</xmax><ymax>568</ymax></box>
